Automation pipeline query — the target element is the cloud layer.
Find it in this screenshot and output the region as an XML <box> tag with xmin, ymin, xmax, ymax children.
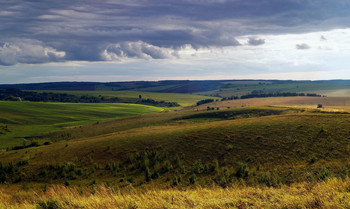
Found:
<box><xmin>0</xmin><ymin>40</ymin><xmax>65</xmax><ymax>65</ymax></box>
<box><xmin>1</xmin><ymin>0</ymin><xmax>350</xmax><ymax>65</ymax></box>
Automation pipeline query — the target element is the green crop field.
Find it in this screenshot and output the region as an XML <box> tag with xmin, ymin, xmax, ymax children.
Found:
<box><xmin>0</xmin><ymin>101</ymin><xmax>163</xmax><ymax>148</ymax></box>
<box><xmin>32</xmin><ymin>90</ymin><xmax>219</xmax><ymax>106</ymax></box>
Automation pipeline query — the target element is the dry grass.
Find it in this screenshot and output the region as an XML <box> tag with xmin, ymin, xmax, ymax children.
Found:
<box><xmin>2</xmin><ymin>178</ymin><xmax>350</xmax><ymax>208</ymax></box>
<box><xmin>198</xmin><ymin>96</ymin><xmax>350</xmax><ymax>110</ymax></box>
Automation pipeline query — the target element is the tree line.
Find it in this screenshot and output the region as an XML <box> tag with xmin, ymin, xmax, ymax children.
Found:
<box><xmin>196</xmin><ymin>91</ymin><xmax>323</xmax><ymax>106</ymax></box>
<box><xmin>0</xmin><ymin>88</ymin><xmax>179</xmax><ymax>107</ymax></box>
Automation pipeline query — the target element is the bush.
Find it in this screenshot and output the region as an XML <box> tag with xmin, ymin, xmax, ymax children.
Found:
<box><xmin>161</xmin><ymin>161</ymin><xmax>172</xmax><ymax>174</ymax></box>
<box><xmin>257</xmin><ymin>172</ymin><xmax>281</xmax><ymax>187</ymax></box>
<box><xmin>214</xmin><ymin>167</ymin><xmax>231</xmax><ymax>188</ymax></box>
<box><xmin>189</xmin><ymin>173</ymin><xmax>197</xmax><ymax>184</ymax></box>
<box><xmin>151</xmin><ymin>172</ymin><xmax>160</xmax><ymax>179</ymax></box>
<box><xmin>145</xmin><ymin>167</ymin><xmax>151</xmax><ymax>182</ymax></box>
<box><xmin>178</xmin><ymin>164</ymin><xmax>186</xmax><ymax>174</ymax></box>
<box><xmin>75</xmin><ymin>168</ymin><xmax>83</xmax><ymax>176</ymax></box>
<box><xmin>64</xmin><ymin>180</ymin><xmax>70</xmax><ymax>187</ymax></box>
<box><xmin>236</xmin><ymin>163</ymin><xmax>249</xmax><ymax>178</ymax></box>
<box><xmin>193</xmin><ymin>160</ymin><xmax>204</xmax><ymax>174</ymax></box>
<box><xmin>172</xmin><ymin>176</ymin><xmax>181</xmax><ymax>187</ymax></box>
<box><xmin>16</xmin><ymin>159</ymin><xmax>29</xmax><ymax>166</ymax></box>
<box><xmin>197</xmin><ymin>99</ymin><xmax>214</xmax><ymax>106</ymax></box>
<box><xmin>127</xmin><ymin>176</ymin><xmax>134</xmax><ymax>184</ymax></box>
<box><xmin>210</xmin><ymin>159</ymin><xmax>219</xmax><ymax>173</ymax></box>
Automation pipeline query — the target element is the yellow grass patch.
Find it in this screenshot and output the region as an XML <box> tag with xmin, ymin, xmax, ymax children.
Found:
<box><xmin>2</xmin><ymin>178</ymin><xmax>350</xmax><ymax>208</ymax></box>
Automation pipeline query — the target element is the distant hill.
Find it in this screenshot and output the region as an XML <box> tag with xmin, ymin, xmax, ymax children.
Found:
<box><xmin>1</xmin><ymin>80</ymin><xmax>350</xmax><ymax>95</ymax></box>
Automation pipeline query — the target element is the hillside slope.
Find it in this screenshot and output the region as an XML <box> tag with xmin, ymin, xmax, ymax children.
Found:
<box><xmin>1</xmin><ymin>106</ymin><xmax>350</xmax><ymax>188</ymax></box>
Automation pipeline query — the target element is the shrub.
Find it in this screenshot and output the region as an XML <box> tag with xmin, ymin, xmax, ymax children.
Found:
<box><xmin>75</xmin><ymin>168</ymin><xmax>83</xmax><ymax>176</ymax></box>
<box><xmin>210</xmin><ymin>159</ymin><xmax>219</xmax><ymax>173</ymax></box>
<box><xmin>193</xmin><ymin>160</ymin><xmax>203</xmax><ymax>174</ymax></box>
<box><xmin>161</xmin><ymin>161</ymin><xmax>172</xmax><ymax>174</ymax></box>
<box><xmin>257</xmin><ymin>172</ymin><xmax>281</xmax><ymax>187</ymax></box>
<box><xmin>145</xmin><ymin>167</ymin><xmax>151</xmax><ymax>182</ymax></box>
<box><xmin>64</xmin><ymin>180</ymin><xmax>70</xmax><ymax>187</ymax></box>
<box><xmin>197</xmin><ymin>99</ymin><xmax>214</xmax><ymax>106</ymax></box>
<box><xmin>214</xmin><ymin>167</ymin><xmax>231</xmax><ymax>188</ymax></box>
<box><xmin>111</xmin><ymin>162</ymin><xmax>119</xmax><ymax>172</ymax></box>
<box><xmin>127</xmin><ymin>176</ymin><xmax>134</xmax><ymax>184</ymax></box>
<box><xmin>236</xmin><ymin>163</ymin><xmax>249</xmax><ymax>178</ymax></box>
<box><xmin>105</xmin><ymin>162</ymin><xmax>111</xmax><ymax>170</ymax></box>
<box><xmin>189</xmin><ymin>173</ymin><xmax>197</xmax><ymax>184</ymax></box>
<box><xmin>151</xmin><ymin>172</ymin><xmax>160</xmax><ymax>179</ymax></box>
<box><xmin>172</xmin><ymin>176</ymin><xmax>181</xmax><ymax>187</ymax></box>
<box><xmin>38</xmin><ymin>170</ymin><xmax>47</xmax><ymax>178</ymax></box>
<box><xmin>178</xmin><ymin>164</ymin><xmax>186</xmax><ymax>174</ymax></box>
<box><xmin>16</xmin><ymin>159</ymin><xmax>29</xmax><ymax>166</ymax></box>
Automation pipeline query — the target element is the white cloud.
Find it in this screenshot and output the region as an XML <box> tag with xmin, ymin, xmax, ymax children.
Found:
<box><xmin>0</xmin><ymin>40</ymin><xmax>66</xmax><ymax>65</ymax></box>
<box><xmin>101</xmin><ymin>41</ymin><xmax>179</xmax><ymax>61</ymax></box>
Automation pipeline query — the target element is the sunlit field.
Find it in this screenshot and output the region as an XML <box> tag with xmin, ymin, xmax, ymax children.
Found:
<box><xmin>0</xmin><ymin>101</ymin><xmax>163</xmax><ymax>148</ymax></box>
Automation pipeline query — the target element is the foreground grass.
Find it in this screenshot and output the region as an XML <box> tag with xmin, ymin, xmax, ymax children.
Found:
<box><xmin>1</xmin><ymin>178</ymin><xmax>350</xmax><ymax>208</ymax></box>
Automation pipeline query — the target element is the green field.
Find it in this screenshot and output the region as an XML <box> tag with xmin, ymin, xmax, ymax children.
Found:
<box><xmin>196</xmin><ymin>81</ymin><xmax>350</xmax><ymax>97</ymax></box>
<box><xmin>0</xmin><ymin>101</ymin><xmax>163</xmax><ymax>148</ymax></box>
<box><xmin>32</xmin><ymin>90</ymin><xmax>219</xmax><ymax>107</ymax></box>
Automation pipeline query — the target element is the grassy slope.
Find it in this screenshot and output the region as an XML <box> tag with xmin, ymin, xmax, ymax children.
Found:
<box><xmin>2</xmin><ymin>106</ymin><xmax>350</xmax><ymax>189</ymax></box>
<box><xmin>307</xmin><ymin>89</ymin><xmax>350</xmax><ymax>97</ymax></box>
<box><xmin>30</xmin><ymin>110</ymin><xmax>350</xmax><ymax>168</ymax></box>
<box><xmin>32</xmin><ymin>90</ymin><xmax>219</xmax><ymax>106</ymax></box>
<box><xmin>0</xmin><ymin>101</ymin><xmax>163</xmax><ymax>147</ymax></box>
<box><xmin>196</xmin><ymin>96</ymin><xmax>350</xmax><ymax>110</ymax></box>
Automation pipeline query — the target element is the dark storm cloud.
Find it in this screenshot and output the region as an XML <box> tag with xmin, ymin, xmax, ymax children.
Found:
<box><xmin>247</xmin><ymin>37</ymin><xmax>265</xmax><ymax>46</ymax></box>
<box><xmin>0</xmin><ymin>0</ymin><xmax>350</xmax><ymax>65</ymax></box>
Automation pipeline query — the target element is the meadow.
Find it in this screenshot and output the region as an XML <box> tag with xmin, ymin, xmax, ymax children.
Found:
<box><xmin>2</xmin><ymin>80</ymin><xmax>350</xmax><ymax>208</ymax></box>
<box><xmin>0</xmin><ymin>101</ymin><xmax>163</xmax><ymax>148</ymax></box>
<box><xmin>32</xmin><ymin>90</ymin><xmax>219</xmax><ymax>107</ymax></box>
<box><xmin>2</xmin><ymin>105</ymin><xmax>350</xmax><ymax>190</ymax></box>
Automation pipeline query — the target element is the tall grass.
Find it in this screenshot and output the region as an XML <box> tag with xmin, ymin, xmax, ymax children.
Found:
<box><xmin>1</xmin><ymin>178</ymin><xmax>350</xmax><ymax>208</ymax></box>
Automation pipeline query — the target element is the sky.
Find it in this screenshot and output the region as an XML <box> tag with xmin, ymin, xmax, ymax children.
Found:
<box><xmin>1</xmin><ymin>0</ymin><xmax>350</xmax><ymax>84</ymax></box>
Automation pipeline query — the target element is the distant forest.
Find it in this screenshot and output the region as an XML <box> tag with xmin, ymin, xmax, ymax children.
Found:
<box><xmin>197</xmin><ymin>91</ymin><xmax>323</xmax><ymax>106</ymax></box>
<box><xmin>0</xmin><ymin>88</ymin><xmax>179</xmax><ymax>107</ymax></box>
